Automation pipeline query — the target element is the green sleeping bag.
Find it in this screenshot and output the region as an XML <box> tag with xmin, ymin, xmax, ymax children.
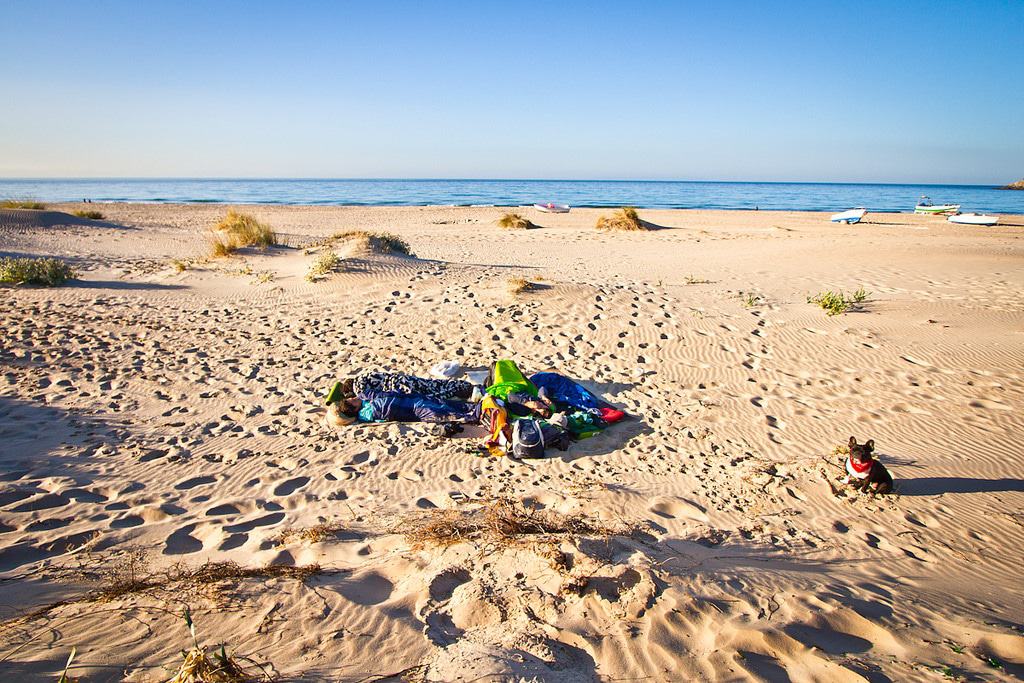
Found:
<box><xmin>485</xmin><ymin>359</ymin><xmax>538</xmax><ymax>400</ymax></box>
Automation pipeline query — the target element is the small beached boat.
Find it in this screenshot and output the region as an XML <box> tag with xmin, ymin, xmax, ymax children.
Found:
<box><xmin>947</xmin><ymin>213</ymin><xmax>998</xmax><ymax>226</ymax></box>
<box><xmin>533</xmin><ymin>203</ymin><xmax>570</xmax><ymax>213</ymax></box>
<box><xmin>830</xmin><ymin>208</ymin><xmax>867</xmax><ymax>224</ymax></box>
<box><xmin>914</xmin><ymin>197</ymin><xmax>960</xmax><ymax>215</ymax></box>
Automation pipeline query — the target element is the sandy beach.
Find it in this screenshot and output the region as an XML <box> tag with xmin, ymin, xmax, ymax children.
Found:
<box><xmin>2</xmin><ymin>203</ymin><xmax>1023</xmax><ymax>681</ymax></box>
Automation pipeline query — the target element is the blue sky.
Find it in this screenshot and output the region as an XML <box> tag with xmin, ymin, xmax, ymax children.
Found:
<box><xmin>1</xmin><ymin>1</ymin><xmax>1021</xmax><ymax>183</ymax></box>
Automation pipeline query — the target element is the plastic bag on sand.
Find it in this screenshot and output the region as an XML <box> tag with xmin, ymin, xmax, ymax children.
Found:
<box><xmin>430</xmin><ymin>360</ymin><xmax>463</xmax><ymax>378</ymax></box>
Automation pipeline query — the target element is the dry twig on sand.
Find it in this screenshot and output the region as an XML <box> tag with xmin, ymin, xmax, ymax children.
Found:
<box><xmin>401</xmin><ymin>497</ymin><xmax>629</xmax><ymax>550</ymax></box>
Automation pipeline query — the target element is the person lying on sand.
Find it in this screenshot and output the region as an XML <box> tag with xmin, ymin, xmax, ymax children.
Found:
<box><xmin>530</xmin><ymin>372</ymin><xmax>626</xmax><ymax>423</ymax></box>
<box><xmin>326</xmin><ymin>371</ymin><xmax>479</xmax><ymax>405</ymax></box>
<box><xmin>326</xmin><ymin>393</ymin><xmax>481</xmax><ymax>427</ymax></box>
<box><xmin>485</xmin><ymin>359</ymin><xmax>555</xmax><ymax>418</ymax></box>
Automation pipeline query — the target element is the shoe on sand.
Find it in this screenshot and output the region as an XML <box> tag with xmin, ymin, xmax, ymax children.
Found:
<box><xmin>599</xmin><ymin>407</ymin><xmax>626</xmax><ymax>423</ymax></box>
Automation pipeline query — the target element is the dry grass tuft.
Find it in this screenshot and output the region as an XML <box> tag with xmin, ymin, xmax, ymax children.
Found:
<box><xmin>274</xmin><ymin>522</ymin><xmax>347</xmax><ymax>545</ymax></box>
<box><xmin>0</xmin><ymin>257</ymin><xmax>75</xmax><ymax>286</ymax></box>
<box><xmin>165</xmin><ymin>607</ymin><xmax>274</xmax><ymax>683</ymax></box>
<box><xmin>402</xmin><ymin>498</ymin><xmax>628</xmax><ymax>550</ymax></box>
<box><xmin>330</xmin><ymin>230</ymin><xmax>412</xmax><ymax>256</ymax></box>
<box><xmin>741</xmin><ymin>292</ymin><xmax>763</xmax><ymax>308</ymax></box>
<box><xmin>506</xmin><ymin>277</ymin><xmax>538</xmax><ymax>295</ymax></box>
<box><xmin>52</xmin><ymin>551</ymin><xmax>322</xmax><ymax>605</ymax></box>
<box><xmin>596</xmin><ymin>206</ymin><xmax>648</xmax><ymax>231</ymax></box>
<box><xmin>0</xmin><ymin>199</ymin><xmax>47</xmax><ymax>209</ymax></box>
<box><xmin>497</xmin><ymin>212</ymin><xmax>538</xmax><ymax>230</ymax></box>
<box><xmin>209</xmin><ymin>210</ymin><xmax>277</xmax><ymax>257</ymax></box>
<box><xmin>73</xmin><ymin>210</ymin><xmax>105</xmax><ymax>220</ymax></box>
<box><xmin>57</xmin><ymin>647</ymin><xmax>77</xmax><ymax>683</ymax></box>
<box><xmin>305</xmin><ymin>250</ymin><xmax>341</xmax><ymax>282</ymax></box>
<box><xmin>171</xmin><ymin>259</ymin><xmax>189</xmax><ymax>273</ymax></box>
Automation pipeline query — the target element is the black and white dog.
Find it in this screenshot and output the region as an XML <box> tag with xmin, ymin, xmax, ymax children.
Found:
<box><xmin>844</xmin><ymin>437</ymin><xmax>893</xmax><ymax>494</ymax></box>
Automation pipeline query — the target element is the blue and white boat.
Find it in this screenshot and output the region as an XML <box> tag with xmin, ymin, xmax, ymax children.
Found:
<box><xmin>830</xmin><ymin>208</ymin><xmax>867</xmax><ymax>224</ymax></box>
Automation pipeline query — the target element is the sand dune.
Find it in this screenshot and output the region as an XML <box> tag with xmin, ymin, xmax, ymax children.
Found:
<box><xmin>1</xmin><ymin>204</ymin><xmax>1023</xmax><ymax>681</ymax></box>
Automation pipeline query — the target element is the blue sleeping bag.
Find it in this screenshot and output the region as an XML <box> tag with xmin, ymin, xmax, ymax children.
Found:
<box><xmin>529</xmin><ymin>373</ymin><xmax>610</xmax><ymax>412</ymax></box>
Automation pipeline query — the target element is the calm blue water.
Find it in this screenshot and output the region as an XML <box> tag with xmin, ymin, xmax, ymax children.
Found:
<box><xmin>1</xmin><ymin>179</ymin><xmax>1022</xmax><ymax>214</ymax></box>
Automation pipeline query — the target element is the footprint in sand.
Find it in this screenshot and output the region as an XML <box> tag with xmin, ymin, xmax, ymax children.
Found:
<box><xmin>968</xmin><ymin>398</ymin><xmax>1013</xmax><ymax>411</ymax></box>
<box><xmin>274</xmin><ymin>476</ymin><xmax>310</xmax><ymax>496</ymax></box>
<box><xmin>904</xmin><ymin>511</ymin><xmax>940</xmax><ymax>528</ymax></box>
<box><xmin>336</xmin><ymin>570</ymin><xmax>395</xmax><ymax>606</ymax></box>
<box><xmin>164</xmin><ymin>524</ymin><xmax>203</xmax><ymax>555</ymax></box>
<box><xmin>110</xmin><ymin>515</ymin><xmax>145</xmax><ymax>529</ymax></box>
<box><xmin>174</xmin><ymin>475</ymin><xmax>216</xmax><ymax>491</ymax></box>
<box><xmin>206</xmin><ymin>503</ymin><xmax>241</xmax><ymax>516</ymax></box>
<box><xmin>222</xmin><ymin>512</ymin><xmax>285</xmax><ymax>534</ymax></box>
<box><xmin>649</xmin><ymin>497</ymin><xmax>709</xmax><ymax>523</ymax></box>
<box><xmin>9</xmin><ymin>492</ymin><xmax>72</xmax><ymax>513</ymax></box>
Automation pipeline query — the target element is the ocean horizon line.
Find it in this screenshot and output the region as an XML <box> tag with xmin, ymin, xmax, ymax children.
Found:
<box><xmin>3</xmin><ymin>178</ymin><xmax>1021</xmax><ymax>214</ymax></box>
<box><xmin>0</xmin><ymin>177</ymin><xmax>1011</xmax><ymax>188</ymax></box>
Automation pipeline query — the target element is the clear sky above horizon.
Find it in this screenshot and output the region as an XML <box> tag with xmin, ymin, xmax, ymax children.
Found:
<box><xmin>2</xmin><ymin>1</ymin><xmax>1021</xmax><ymax>184</ymax></box>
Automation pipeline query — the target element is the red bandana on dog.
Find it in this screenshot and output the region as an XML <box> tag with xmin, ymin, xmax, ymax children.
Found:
<box><xmin>846</xmin><ymin>456</ymin><xmax>872</xmax><ymax>479</ymax></box>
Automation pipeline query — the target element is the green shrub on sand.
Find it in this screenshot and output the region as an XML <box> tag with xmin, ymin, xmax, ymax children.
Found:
<box><xmin>0</xmin><ymin>199</ymin><xmax>47</xmax><ymax>209</ymax></box>
<box><xmin>0</xmin><ymin>257</ymin><xmax>75</xmax><ymax>286</ymax></box>
<box><xmin>807</xmin><ymin>287</ymin><xmax>869</xmax><ymax>316</ymax></box>
<box><xmin>73</xmin><ymin>210</ymin><xmax>105</xmax><ymax>220</ymax></box>
<box><xmin>596</xmin><ymin>207</ymin><xmax>647</xmax><ymax>231</ymax></box>
<box><xmin>306</xmin><ymin>250</ymin><xmax>341</xmax><ymax>282</ymax></box>
<box><xmin>497</xmin><ymin>213</ymin><xmax>537</xmax><ymax>230</ymax></box>
<box><xmin>330</xmin><ymin>230</ymin><xmax>412</xmax><ymax>256</ymax></box>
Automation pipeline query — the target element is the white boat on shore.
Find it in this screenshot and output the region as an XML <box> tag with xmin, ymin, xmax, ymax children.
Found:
<box><xmin>948</xmin><ymin>213</ymin><xmax>998</xmax><ymax>226</ymax></box>
<box><xmin>533</xmin><ymin>203</ymin><xmax>570</xmax><ymax>213</ymax></box>
<box><xmin>914</xmin><ymin>197</ymin><xmax>960</xmax><ymax>215</ymax></box>
<box><xmin>830</xmin><ymin>208</ymin><xmax>867</xmax><ymax>224</ymax></box>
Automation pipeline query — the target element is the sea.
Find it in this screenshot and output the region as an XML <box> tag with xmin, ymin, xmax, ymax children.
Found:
<box><xmin>1</xmin><ymin>179</ymin><xmax>1022</xmax><ymax>214</ymax></box>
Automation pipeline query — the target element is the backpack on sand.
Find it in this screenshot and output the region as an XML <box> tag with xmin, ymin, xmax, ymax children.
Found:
<box><xmin>512</xmin><ymin>418</ymin><xmax>545</xmax><ymax>459</ymax></box>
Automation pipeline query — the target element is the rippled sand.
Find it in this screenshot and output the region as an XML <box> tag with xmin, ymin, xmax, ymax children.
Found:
<box><xmin>2</xmin><ymin>204</ymin><xmax>1023</xmax><ymax>681</ymax></box>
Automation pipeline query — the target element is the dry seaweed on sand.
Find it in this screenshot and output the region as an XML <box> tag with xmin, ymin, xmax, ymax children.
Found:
<box><xmin>273</xmin><ymin>522</ymin><xmax>348</xmax><ymax>545</ymax></box>
<box><xmin>8</xmin><ymin>555</ymin><xmax>323</xmax><ymax>625</ymax></box>
<box><xmin>401</xmin><ymin>497</ymin><xmax>629</xmax><ymax>549</ymax></box>
<box><xmin>596</xmin><ymin>206</ymin><xmax>648</xmax><ymax>231</ymax></box>
<box><xmin>497</xmin><ymin>212</ymin><xmax>538</xmax><ymax>230</ymax></box>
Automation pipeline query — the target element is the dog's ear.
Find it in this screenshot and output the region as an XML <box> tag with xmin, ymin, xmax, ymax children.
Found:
<box><xmin>848</xmin><ymin>436</ymin><xmax>858</xmax><ymax>448</ymax></box>
<box><xmin>865</xmin><ymin>439</ymin><xmax>874</xmax><ymax>452</ymax></box>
